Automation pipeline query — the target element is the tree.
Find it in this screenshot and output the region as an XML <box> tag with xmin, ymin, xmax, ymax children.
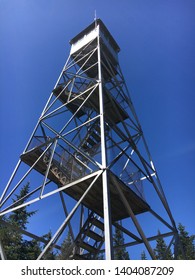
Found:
<box><xmin>141</xmin><ymin>250</ymin><xmax>147</xmax><ymax>260</ymax></box>
<box><xmin>41</xmin><ymin>231</ymin><xmax>56</xmax><ymax>260</ymax></box>
<box><xmin>20</xmin><ymin>239</ymin><xmax>41</xmax><ymax>260</ymax></box>
<box><xmin>113</xmin><ymin>225</ymin><xmax>130</xmax><ymax>260</ymax></box>
<box><xmin>177</xmin><ymin>223</ymin><xmax>195</xmax><ymax>260</ymax></box>
<box><xmin>57</xmin><ymin>231</ymin><xmax>73</xmax><ymax>260</ymax></box>
<box><xmin>0</xmin><ymin>183</ymin><xmax>41</xmax><ymax>259</ymax></box>
<box><xmin>154</xmin><ymin>230</ymin><xmax>173</xmax><ymax>260</ymax></box>
<box><xmin>8</xmin><ymin>182</ymin><xmax>36</xmax><ymax>230</ymax></box>
<box><xmin>0</xmin><ymin>214</ymin><xmax>23</xmax><ymax>259</ymax></box>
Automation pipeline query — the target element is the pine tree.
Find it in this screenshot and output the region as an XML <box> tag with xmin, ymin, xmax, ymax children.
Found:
<box><xmin>154</xmin><ymin>230</ymin><xmax>173</xmax><ymax>260</ymax></box>
<box><xmin>9</xmin><ymin>182</ymin><xmax>36</xmax><ymax>230</ymax></box>
<box><xmin>57</xmin><ymin>231</ymin><xmax>73</xmax><ymax>259</ymax></box>
<box><xmin>0</xmin><ymin>183</ymin><xmax>41</xmax><ymax>259</ymax></box>
<box><xmin>40</xmin><ymin>231</ymin><xmax>56</xmax><ymax>260</ymax></box>
<box><xmin>113</xmin><ymin>225</ymin><xmax>130</xmax><ymax>260</ymax></box>
<box><xmin>20</xmin><ymin>239</ymin><xmax>41</xmax><ymax>260</ymax></box>
<box><xmin>177</xmin><ymin>223</ymin><xmax>195</xmax><ymax>260</ymax></box>
<box><xmin>141</xmin><ymin>250</ymin><xmax>147</xmax><ymax>260</ymax></box>
<box><xmin>0</xmin><ymin>215</ymin><xmax>22</xmax><ymax>259</ymax></box>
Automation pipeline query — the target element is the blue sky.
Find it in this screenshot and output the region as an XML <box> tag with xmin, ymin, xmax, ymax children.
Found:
<box><xmin>0</xmin><ymin>0</ymin><xmax>195</xmax><ymax>246</ymax></box>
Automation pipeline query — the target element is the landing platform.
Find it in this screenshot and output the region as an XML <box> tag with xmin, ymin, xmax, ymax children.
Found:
<box><xmin>53</xmin><ymin>86</ymin><xmax>128</xmax><ymax>124</ymax></box>
<box><xmin>64</xmin><ymin>170</ymin><xmax>150</xmax><ymax>221</ymax></box>
<box><xmin>21</xmin><ymin>148</ymin><xmax>150</xmax><ymax>222</ymax></box>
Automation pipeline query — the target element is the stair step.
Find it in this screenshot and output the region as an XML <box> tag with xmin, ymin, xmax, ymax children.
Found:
<box><xmin>86</xmin><ymin>230</ymin><xmax>103</xmax><ymax>242</ymax></box>
<box><xmin>91</xmin><ymin>132</ymin><xmax>101</xmax><ymax>142</ymax></box>
<box><xmin>81</xmin><ymin>143</ymin><xmax>89</xmax><ymax>150</ymax></box>
<box><xmin>91</xmin><ymin>218</ymin><xmax>104</xmax><ymax>231</ymax></box>
<box><xmin>79</xmin><ymin>241</ymin><xmax>98</xmax><ymax>254</ymax></box>
<box><xmin>86</xmin><ymin>137</ymin><xmax>96</xmax><ymax>147</ymax></box>
<box><xmin>94</xmin><ymin>125</ymin><xmax>100</xmax><ymax>134</ymax></box>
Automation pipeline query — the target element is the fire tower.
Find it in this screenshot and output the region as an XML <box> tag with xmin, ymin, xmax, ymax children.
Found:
<box><xmin>0</xmin><ymin>19</ymin><xmax>179</xmax><ymax>260</ymax></box>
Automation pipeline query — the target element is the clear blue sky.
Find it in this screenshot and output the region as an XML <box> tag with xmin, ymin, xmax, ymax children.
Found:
<box><xmin>0</xmin><ymin>0</ymin><xmax>195</xmax><ymax>244</ymax></box>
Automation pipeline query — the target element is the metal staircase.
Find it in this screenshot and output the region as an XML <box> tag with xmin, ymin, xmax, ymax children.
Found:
<box><xmin>71</xmin><ymin>212</ymin><xmax>104</xmax><ymax>260</ymax></box>
<box><xmin>80</xmin><ymin>123</ymin><xmax>101</xmax><ymax>156</ymax></box>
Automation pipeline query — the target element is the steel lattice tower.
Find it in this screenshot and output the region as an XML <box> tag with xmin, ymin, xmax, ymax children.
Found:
<box><xmin>0</xmin><ymin>19</ymin><xmax>179</xmax><ymax>260</ymax></box>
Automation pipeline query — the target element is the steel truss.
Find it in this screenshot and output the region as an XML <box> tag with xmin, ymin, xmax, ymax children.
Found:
<box><xmin>0</xmin><ymin>19</ymin><xmax>180</xmax><ymax>260</ymax></box>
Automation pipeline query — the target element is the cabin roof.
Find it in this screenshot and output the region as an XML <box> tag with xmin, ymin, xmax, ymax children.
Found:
<box><xmin>70</xmin><ymin>18</ymin><xmax>120</xmax><ymax>53</ymax></box>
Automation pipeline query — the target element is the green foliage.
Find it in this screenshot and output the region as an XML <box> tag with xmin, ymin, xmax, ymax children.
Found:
<box><xmin>154</xmin><ymin>230</ymin><xmax>173</xmax><ymax>260</ymax></box>
<box><xmin>57</xmin><ymin>231</ymin><xmax>73</xmax><ymax>260</ymax></box>
<box><xmin>151</xmin><ymin>224</ymin><xmax>195</xmax><ymax>260</ymax></box>
<box><xmin>0</xmin><ymin>214</ymin><xmax>23</xmax><ymax>259</ymax></box>
<box><xmin>19</xmin><ymin>239</ymin><xmax>41</xmax><ymax>260</ymax></box>
<box><xmin>141</xmin><ymin>250</ymin><xmax>147</xmax><ymax>260</ymax></box>
<box><xmin>41</xmin><ymin>231</ymin><xmax>56</xmax><ymax>260</ymax></box>
<box><xmin>113</xmin><ymin>225</ymin><xmax>130</xmax><ymax>260</ymax></box>
<box><xmin>0</xmin><ymin>183</ymin><xmax>49</xmax><ymax>260</ymax></box>
<box><xmin>9</xmin><ymin>182</ymin><xmax>36</xmax><ymax>230</ymax></box>
<box><xmin>176</xmin><ymin>223</ymin><xmax>195</xmax><ymax>260</ymax></box>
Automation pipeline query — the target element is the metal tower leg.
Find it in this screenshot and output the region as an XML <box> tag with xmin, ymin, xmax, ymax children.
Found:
<box><xmin>0</xmin><ymin>240</ymin><xmax>6</xmax><ymax>260</ymax></box>
<box><xmin>114</xmin><ymin>179</ymin><xmax>156</xmax><ymax>259</ymax></box>
<box><xmin>97</xmin><ymin>29</ymin><xmax>113</xmax><ymax>260</ymax></box>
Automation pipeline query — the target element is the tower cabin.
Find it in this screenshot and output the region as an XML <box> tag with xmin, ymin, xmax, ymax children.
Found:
<box><xmin>70</xmin><ymin>19</ymin><xmax>120</xmax><ymax>79</ymax></box>
<box><xmin>53</xmin><ymin>19</ymin><xmax>128</xmax><ymax>123</ymax></box>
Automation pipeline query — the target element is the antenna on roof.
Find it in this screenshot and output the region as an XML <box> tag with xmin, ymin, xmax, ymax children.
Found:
<box><xmin>94</xmin><ymin>10</ymin><xmax>97</xmax><ymax>28</ymax></box>
<box><xmin>94</xmin><ymin>10</ymin><xmax>97</xmax><ymax>21</ymax></box>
